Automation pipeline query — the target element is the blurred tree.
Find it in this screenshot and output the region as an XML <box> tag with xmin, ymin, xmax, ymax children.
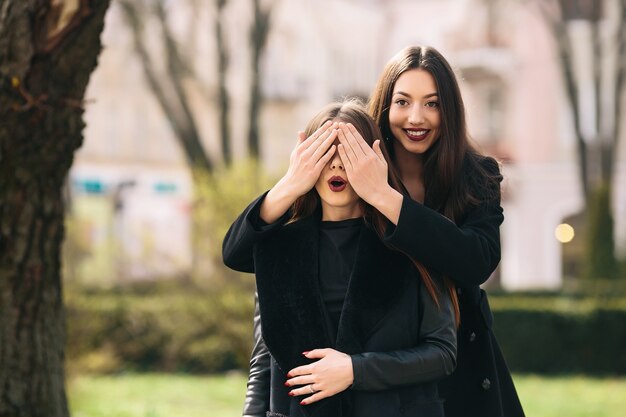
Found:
<box><xmin>119</xmin><ymin>0</ymin><xmax>215</xmax><ymax>171</ymax></box>
<box><xmin>120</xmin><ymin>0</ymin><xmax>276</xmax><ymax>168</ymax></box>
<box><xmin>248</xmin><ymin>0</ymin><xmax>274</xmax><ymax>160</ymax></box>
<box><xmin>536</xmin><ymin>0</ymin><xmax>625</xmax><ymax>278</ymax></box>
<box><xmin>0</xmin><ymin>1</ymin><xmax>110</xmax><ymax>416</ymax></box>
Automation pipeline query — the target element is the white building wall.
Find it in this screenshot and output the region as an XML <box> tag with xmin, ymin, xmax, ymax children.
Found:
<box><xmin>75</xmin><ymin>0</ymin><xmax>626</xmax><ymax>287</ymax></box>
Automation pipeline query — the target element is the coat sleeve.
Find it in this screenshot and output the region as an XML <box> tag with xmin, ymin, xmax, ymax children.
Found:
<box><xmin>222</xmin><ymin>191</ymin><xmax>291</xmax><ymax>273</ymax></box>
<box><xmin>242</xmin><ymin>293</ymin><xmax>271</xmax><ymax>417</ymax></box>
<box><xmin>350</xmin><ymin>279</ymin><xmax>457</xmax><ymax>391</ymax></box>
<box><xmin>383</xmin><ymin>159</ymin><xmax>504</xmax><ymax>287</ymax></box>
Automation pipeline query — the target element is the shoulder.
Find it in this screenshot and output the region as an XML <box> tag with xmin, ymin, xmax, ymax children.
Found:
<box><xmin>464</xmin><ymin>152</ymin><xmax>502</xmax><ymax>178</ymax></box>
<box><xmin>462</xmin><ymin>152</ymin><xmax>502</xmax><ymax>200</ymax></box>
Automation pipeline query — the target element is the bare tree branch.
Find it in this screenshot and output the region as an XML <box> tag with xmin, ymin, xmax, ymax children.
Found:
<box><xmin>215</xmin><ymin>0</ymin><xmax>231</xmax><ymax>165</ymax></box>
<box><xmin>539</xmin><ymin>0</ymin><xmax>590</xmax><ymax>199</ymax></box>
<box><xmin>609</xmin><ymin>0</ymin><xmax>626</xmax><ymax>179</ymax></box>
<box><xmin>120</xmin><ymin>0</ymin><xmax>213</xmax><ymax>172</ymax></box>
<box><xmin>248</xmin><ymin>0</ymin><xmax>274</xmax><ymax>160</ymax></box>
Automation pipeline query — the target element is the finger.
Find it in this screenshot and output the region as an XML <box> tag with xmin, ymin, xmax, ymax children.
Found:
<box><xmin>336</xmin><ymin>144</ymin><xmax>353</xmax><ymax>173</ymax></box>
<box><xmin>297</xmin><ymin>131</ymin><xmax>306</xmax><ymax>144</ymax></box>
<box><xmin>285</xmin><ymin>375</ymin><xmax>314</xmax><ymax>387</ymax></box>
<box><xmin>341</xmin><ymin>123</ymin><xmax>367</xmax><ymax>156</ymax></box>
<box><xmin>287</xmin><ymin>364</ymin><xmax>313</xmax><ymax>378</ymax></box>
<box><xmin>300</xmin><ymin>391</ymin><xmax>329</xmax><ymax>405</ymax></box>
<box><xmin>337</xmin><ymin>127</ymin><xmax>358</xmax><ymax>165</ymax></box>
<box><xmin>313</xmin><ymin>145</ymin><xmax>336</xmax><ymax>172</ymax></box>
<box><xmin>373</xmin><ymin>139</ymin><xmax>386</xmax><ymax>161</ymax></box>
<box><xmin>303</xmin><ymin>348</ymin><xmax>330</xmax><ymax>359</ymax></box>
<box><xmin>310</xmin><ymin>128</ymin><xmax>338</xmax><ymax>162</ymax></box>
<box><xmin>301</xmin><ymin>120</ymin><xmax>333</xmax><ymax>149</ymax></box>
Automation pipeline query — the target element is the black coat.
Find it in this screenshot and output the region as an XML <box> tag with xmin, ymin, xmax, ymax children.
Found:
<box><xmin>223</xmin><ymin>200</ymin><xmax>457</xmax><ymax>417</ymax></box>
<box><xmin>233</xmin><ymin>156</ymin><xmax>525</xmax><ymax>417</ymax></box>
<box><xmin>382</xmin><ymin>157</ymin><xmax>525</xmax><ymax>417</ymax></box>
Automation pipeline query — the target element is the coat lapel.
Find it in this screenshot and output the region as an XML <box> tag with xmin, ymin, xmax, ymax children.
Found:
<box><xmin>253</xmin><ymin>214</ymin><xmax>331</xmax><ymax>374</ymax></box>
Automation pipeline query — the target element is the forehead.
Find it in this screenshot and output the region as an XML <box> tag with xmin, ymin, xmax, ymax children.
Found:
<box><xmin>392</xmin><ymin>69</ymin><xmax>437</xmax><ymax>96</ymax></box>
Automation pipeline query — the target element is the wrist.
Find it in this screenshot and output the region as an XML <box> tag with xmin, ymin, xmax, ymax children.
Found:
<box><xmin>271</xmin><ymin>176</ymin><xmax>301</xmax><ymax>203</ymax></box>
<box><xmin>370</xmin><ymin>187</ymin><xmax>403</xmax><ymax>225</ymax></box>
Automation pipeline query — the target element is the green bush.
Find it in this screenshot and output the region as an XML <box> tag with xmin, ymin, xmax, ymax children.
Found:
<box><xmin>65</xmin><ymin>282</ymin><xmax>256</xmax><ymax>374</ymax></box>
<box><xmin>491</xmin><ymin>295</ymin><xmax>626</xmax><ymax>374</ymax></box>
<box><xmin>66</xmin><ymin>287</ymin><xmax>626</xmax><ymax>375</ymax></box>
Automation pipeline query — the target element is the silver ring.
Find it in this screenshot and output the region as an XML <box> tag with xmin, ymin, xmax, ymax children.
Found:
<box><xmin>308</xmin><ymin>384</ymin><xmax>315</xmax><ymax>394</ymax></box>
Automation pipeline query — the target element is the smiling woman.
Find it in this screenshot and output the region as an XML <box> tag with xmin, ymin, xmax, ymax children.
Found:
<box><xmin>222</xmin><ymin>99</ymin><xmax>458</xmax><ymax>417</ymax></box>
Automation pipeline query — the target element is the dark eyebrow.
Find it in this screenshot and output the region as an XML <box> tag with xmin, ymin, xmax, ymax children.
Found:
<box><xmin>393</xmin><ymin>91</ymin><xmax>439</xmax><ymax>99</ymax></box>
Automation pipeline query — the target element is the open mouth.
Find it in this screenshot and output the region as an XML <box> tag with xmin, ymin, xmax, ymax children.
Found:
<box><xmin>328</xmin><ymin>176</ymin><xmax>347</xmax><ymax>192</ymax></box>
<box><xmin>405</xmin><ymin>128</ymin><xmax>429</xmax><ymax>141</ymax></box>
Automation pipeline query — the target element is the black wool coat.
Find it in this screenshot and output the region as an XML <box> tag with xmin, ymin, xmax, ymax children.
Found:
<box><xmin>382</xmin><ymin>156</ymin><xmax>525</xmax><ymax>417</ymax></box>
<box><xmin>223</xmin><ymin>201</ymin><xmax>457</xmax><ymax>417</ymax></box>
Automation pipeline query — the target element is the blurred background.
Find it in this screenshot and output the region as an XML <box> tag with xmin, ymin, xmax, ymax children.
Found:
<box><xmin>62</xmin><ymin>0</ymin><xmax>626</xmax><ymax>416</ymax></box>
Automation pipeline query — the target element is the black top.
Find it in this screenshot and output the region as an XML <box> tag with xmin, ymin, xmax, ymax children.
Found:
<box><xmin>318</xmin><ymin>217</ymin><xmax>363</xmax><ymax>340</ymax></box>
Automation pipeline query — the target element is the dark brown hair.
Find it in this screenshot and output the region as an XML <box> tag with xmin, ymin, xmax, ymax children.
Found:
<box><xmin>368</xmin><ymin>45</ymin><xmax>500</xmax><ymax>220</ymax></box>
<box><xmin>367</xmin><ymin>46</ymin><xmax>506</xmax><ymax>325</ymax></box>
<box><xmin>290</xmin><ymin>99</ymin><xmax>454</xmax><ymax>318</ymax></box>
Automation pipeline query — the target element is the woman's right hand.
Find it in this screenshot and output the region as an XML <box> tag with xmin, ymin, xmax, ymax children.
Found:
<box><xmin>282</xmin><ymin>120</ymin><xmax>338</xmax><ymax>196</ymax></box>
<box><xmin>259</xmin><ymin>121</ymin><xmax>338</xmax><ymax>223</ymax></box>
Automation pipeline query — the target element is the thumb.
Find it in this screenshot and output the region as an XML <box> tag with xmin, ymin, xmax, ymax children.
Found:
<box><xmin>373</xmin><ymin>140</ymin><xmax>385</xmax><ymax>160</ymax></box>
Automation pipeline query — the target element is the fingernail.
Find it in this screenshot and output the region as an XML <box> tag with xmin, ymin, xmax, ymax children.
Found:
<box><xmin>300</xmin><ymin>400</ymin><xmax>306</xmax><ymax>406</ymax></box>
<box><xmin>288</xmin><ymin>391</ymin><xmax>295</xmax><ymax>396</ymax></box>
<box><xmin>302</xmin><ymin>351</ymin><xmax>310</xmax><ymax>355</ymax></box>
<box><xmin>284</xmin><ymin>381</ymin><xmax>289</xmax><ymax>387</ymax></box>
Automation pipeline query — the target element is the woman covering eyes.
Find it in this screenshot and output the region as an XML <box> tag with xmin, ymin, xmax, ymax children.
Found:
<box><xmin>223</xmin><ymin>99</ymin><xmax>457</xmax><ymax>417</ymax></box>
<box><xmin>235</xmin><ymin>45</ymin><xmax>525</xmax><ymax>417</ymax></box>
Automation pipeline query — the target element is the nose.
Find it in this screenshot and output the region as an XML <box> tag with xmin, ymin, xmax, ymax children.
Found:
<box><xmin>408</xmin><ymin>104</ymin><xmax>424</xmax><ymax>125</ymax></box>
<box><xmin>329</xmin><ymin>153</ymin><xmax>344</xmax><ymax>170</ymax></box>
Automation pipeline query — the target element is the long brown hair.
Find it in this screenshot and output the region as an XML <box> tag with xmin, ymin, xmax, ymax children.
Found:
<box><xmin>367</xmin><ymin>46</ymin><xmax>506</xmax><ymax>325</ymax></box>
<box><xmin>290</xmin><ymin>99</ymin><xmax>455</xmax><ymax>318</ymax></box>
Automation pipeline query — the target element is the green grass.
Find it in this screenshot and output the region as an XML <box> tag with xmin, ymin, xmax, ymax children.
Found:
<box><xmin>515</xmin><ymin>374</ymin><xmax>626</xmax><ymax>417</ymax></box>
<box><xmin>68</xmin><ymin>373</ymin><xmax>626</xmax><ymax>417</ymax></box>
<box><xmin>68</xmin><ymin>372</ymin><xmax>247</xmax><ymax>417</ymax></box>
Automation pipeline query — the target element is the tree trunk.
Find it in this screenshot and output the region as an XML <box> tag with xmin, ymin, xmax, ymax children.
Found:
<box><xmin>248</xmin><ymin>0</ymin><xmax>272</xmax><ymax>160</ymax></box>
<box><xmin>216</xmin><ymin>0</ymin><xmax>231</xmax><ymax>165</ymax></box>
<box><xmin>0</xmin><ymin>1</ymin><xmax>110</xmax><ymax>416</ymax></box>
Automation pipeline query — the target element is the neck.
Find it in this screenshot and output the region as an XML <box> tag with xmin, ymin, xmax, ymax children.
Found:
<box><xmin>392</xmin><ymin>142</ymin><xmax>426</xmax><ymax>202</ymax></box>
<box><xmin>320</xmin><ymin>202</ymin><xmax>363</xmax><ymax>221</ymax></box>
<box><xmin>393</xmin><ymin>141</ymin><xmax>424</xmax><ymax>179</ymax></box>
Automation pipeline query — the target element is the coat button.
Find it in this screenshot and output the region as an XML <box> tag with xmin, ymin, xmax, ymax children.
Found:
<box><xmin>482</xmin><ymin>378</ymin><xmax>491</xmax><ymax>390</ymax></box>
<box><xmin>469</xmin><ymin>332</ymin><xmax>476</xmax><ymax>342</ymax></box>
<box><xmin>457</xmin><ymin>287</ymin><xmax>462</xmax><ymax>295</ymax></box>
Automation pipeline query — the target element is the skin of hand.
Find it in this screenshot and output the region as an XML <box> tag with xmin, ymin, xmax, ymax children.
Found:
<box><xmin>284</xmin><ymin>348</ymin><xmax>354</xmax><ymax>405</ymax></box>
<box><xmin>259</xmin><ymin>121</ymin><xmax>338</xmax><ymax>223</ymax></box>
<box><xmin>336</xmin><ymin>123</ymin><xmax>403</xmax><ymax>224</ymax></box>
<box><xmin>284</xmin><ymin>121</ymin><xmax>339</xmax><ymax>196</ymax></box>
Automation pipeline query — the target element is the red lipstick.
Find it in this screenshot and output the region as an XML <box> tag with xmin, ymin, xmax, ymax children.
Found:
<box><xmin>404</xmin><ymin>128</ymin><xmax>430</xmax><ymax>142</ymax></box>
<box><xmin>328</xmin><ymin>176</ymin><xmax>347</xmax><ymax>192</ymax></box>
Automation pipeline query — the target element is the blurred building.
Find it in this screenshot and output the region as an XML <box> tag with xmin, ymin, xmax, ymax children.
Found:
<box><xmin>73</xmin><ymin>0</ymin><xmax>626</xmax><ymax>288</ymax></box>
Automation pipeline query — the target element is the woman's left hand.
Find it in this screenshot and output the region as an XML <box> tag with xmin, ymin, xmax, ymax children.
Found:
<box><xmin>336</xmin><ymin>123</ymin><xmax>390</xmax><ymax>206</ymax></box>
<box><xmin>285</xmin><ymin>348</ymin><xmax>354</xmax><ymax>405</ymax></box>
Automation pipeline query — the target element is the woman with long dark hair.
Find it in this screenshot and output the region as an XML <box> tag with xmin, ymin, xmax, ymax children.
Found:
<box><xmin>339</xmin><ymin>45</ymin><xmax>525</xmax><ymax>417</ymax></box>
<box><xmin>223</xmin><ymin>100</ymin><xmax>457</xmax><ymax>417</ymax></box>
